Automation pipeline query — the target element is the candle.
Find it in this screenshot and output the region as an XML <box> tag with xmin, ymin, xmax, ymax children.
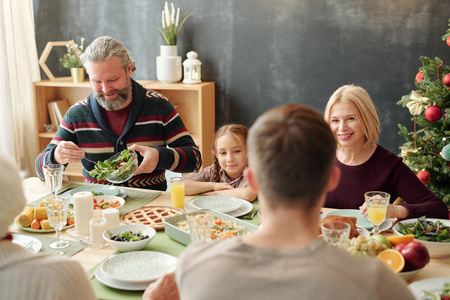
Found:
<box><xmin>102</xmin><ymin>208</ymin><xmax>120</xmax><ymax>229</ymax></box>
<box><xmin>89</xmin><ymin>218</ymin><xmax>106</xmax><ymax>243</ymax></box>
<box><xmin>93</xmin><ymin>210</ymin><xmax>103</xmax><ymax>218</ymax></box>
<box><xmin>73</xmin><ymin>192</ymin><xmax>93</xmax><ymax>236</ymax></box>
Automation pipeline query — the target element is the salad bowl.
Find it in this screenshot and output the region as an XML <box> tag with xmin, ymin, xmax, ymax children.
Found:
<box><xmin>393</xmin><ymin>217</ymin><xmax>450</xmax><ymax>258</ymax></box>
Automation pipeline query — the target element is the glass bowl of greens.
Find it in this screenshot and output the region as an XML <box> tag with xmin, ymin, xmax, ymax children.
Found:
<box><xmin>89</xmin><ymin>149</ymin><xmax>138</xmax><ymax>184</ymax></box>
<box><xmin>393</xmin><ymin>217</ymin><xmax>450</xmax><ymax>258</ymax></box>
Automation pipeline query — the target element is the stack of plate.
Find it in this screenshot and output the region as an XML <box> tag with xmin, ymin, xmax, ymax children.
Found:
<box><xmin>184</xmin><ymin>195</ymin><xmax>253</xmax><ymax>217</ymax></box>
<box><xmin>95</xmin><ymin>251</ymin><xmax>178</xmax><ymax>291</ymax></box>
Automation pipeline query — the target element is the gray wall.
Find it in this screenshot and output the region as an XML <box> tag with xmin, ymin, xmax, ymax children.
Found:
<box><xmin>33</xmin><ymin>0</ymin><xmax>450</xmax><ymax>153</ymax></box>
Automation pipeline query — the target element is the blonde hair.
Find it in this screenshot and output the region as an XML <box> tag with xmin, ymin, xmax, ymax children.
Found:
<box><xmin>324</xmin><ymin>84</ymin><xmax>380</xmax><ymax>148</ymax></box>
<box><xmin>248</xmin><ymin>104</ymin><xmax>336</xmax><ymax>209</ymax></box>
<box><xmin>212</xmin><ymin>124</ymin><xmax>248</xmax><ymax>182</ymax></box>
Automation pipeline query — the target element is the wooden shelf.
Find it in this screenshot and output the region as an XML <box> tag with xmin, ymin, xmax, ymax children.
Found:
<box><xmin>34</xmin><ymin>80</ymin><xmax>215</xmax><ymax>181</ymax></box>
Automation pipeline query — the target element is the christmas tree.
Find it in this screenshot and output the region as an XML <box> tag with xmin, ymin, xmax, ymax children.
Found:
<box><xmin>397</xmin><ymin>19</ymin><xmax>450</xmax><ymax>209</ymax></box>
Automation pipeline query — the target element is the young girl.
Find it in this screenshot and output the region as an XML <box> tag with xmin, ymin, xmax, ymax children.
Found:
<box><xmin>184</xmin><ymin>124</ymin><xmax>257</xmax><ymax>202</ymax></box>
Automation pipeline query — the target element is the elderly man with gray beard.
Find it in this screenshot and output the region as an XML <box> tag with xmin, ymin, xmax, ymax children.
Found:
<box><xmin>36</xmin><ymin>36</ymin><xmax>201</xmax><ymax>190</ymax></box>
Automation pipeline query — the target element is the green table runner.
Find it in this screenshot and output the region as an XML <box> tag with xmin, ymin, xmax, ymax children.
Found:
<box><xmin>88</xmin><ymin>200</ymin><xmax>261</xmax><ymax>299</ymax></box>
<box><xmin>28</xmin><ymin>183</ymin><xmax>161</xmax><ymax>216</ymax></box>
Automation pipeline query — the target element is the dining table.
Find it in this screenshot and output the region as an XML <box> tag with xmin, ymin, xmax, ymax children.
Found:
<box><xmin>9</xmin><ymin>177</ymin><xmax>450</xmax><ymax>299</ymax></box>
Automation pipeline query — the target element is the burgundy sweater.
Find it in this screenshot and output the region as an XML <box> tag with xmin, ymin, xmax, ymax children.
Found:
<box><xmin>325</xmin><ymin>145</ymin><xmax>449</xmax><ymax>219</ymax></box>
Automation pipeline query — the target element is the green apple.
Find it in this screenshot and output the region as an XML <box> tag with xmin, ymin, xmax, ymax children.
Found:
<box><xmin>369</xmin><ymin>234</ymin><xmax>392</xmax><ymax>249</ymax></box>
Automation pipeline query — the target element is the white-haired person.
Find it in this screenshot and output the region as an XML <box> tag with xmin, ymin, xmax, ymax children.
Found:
<box><xmin>143</xmin><ymin>104</ymin><xmax>414</xmax><ymax>300</ymax></box>
<box><xmin>324</xmin><ymin>84</ymin><xmax>448</xmax><ymax>219</ymax></box>
<box><xmin>0</xmin><ymin>155</ymin><xmax>96</xmax><ymax>299</ymax></box>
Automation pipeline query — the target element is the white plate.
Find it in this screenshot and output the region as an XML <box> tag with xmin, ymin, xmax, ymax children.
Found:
<box><xmin>185</xmin><ymin>198</ymin><xmax>253</xmax><ymax>217</ymax></box>
<box><xmin>118</xmin><ymin>188</ymin><xmax>127</xmax><ymax>198</ymax></box>
<box><xmin>70</xmin><ymin>185</ymin><xmax>120</xmax><ymax>197</ymax></box>
<box><xmin>95</xmin><ymin>261</ymin><xmax>149</xmax><ymax>291</ymax></box>
<box><xmin>408</xmin><ymin>277</ymin><xmax>450</xmax><ymax>299</ymax></box>
<box><xmin>192</xmin><ymin>195</ymin><xmax>243</xmax><ymax>213</ymax></box>
<box><xmin>321</xmin><ymin>209</ymin><xmax>393</xmax><ymax>232</ymax></box>
<box><xmin>101</xmin><ymin>251</ymin><xmax>178</xmax><ymax>283</ymax></box>
<box><xmin>12</xmin><ymin>234</ymin><xmax>42</xmax><ymax>253</ymax></box>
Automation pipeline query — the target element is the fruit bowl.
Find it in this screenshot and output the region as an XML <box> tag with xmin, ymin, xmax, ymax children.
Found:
<box><xmin>103</xmin><ymin>224</ymin><xmax>155</xmax><ymax>252</ymax></box>
<box><xmin>393</xmin><ymin>218</ymin><xmax>450</xmax><ymax>258</ymax></box>
<box><xmin>104</xmin><ymin>150</ymin><xmax>138</xmax><ymax>184</ymax></box>
<box><xmin>397</xmin><ymin>267</ymin><xmax>423</xmax><ymax>282</ymax></box>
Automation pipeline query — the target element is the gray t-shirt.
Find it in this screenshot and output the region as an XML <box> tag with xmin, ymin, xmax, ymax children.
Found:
<box><xmin>176</xmin><ymin>237</ymin><xmax>414</xmax><ymax>300</ymax></box>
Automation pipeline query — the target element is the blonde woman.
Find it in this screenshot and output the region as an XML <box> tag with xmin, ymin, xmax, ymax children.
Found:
<box><xmin>324</xmin><ymin>84</ymin><xmax>448</xmax><ymax>219</ymax></box>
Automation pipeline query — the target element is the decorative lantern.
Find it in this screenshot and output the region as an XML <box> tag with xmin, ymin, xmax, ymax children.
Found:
<box><xmin>183</xmin><ymin>51</ymin><xmax>202</xmax><ymax>84</ymax></box>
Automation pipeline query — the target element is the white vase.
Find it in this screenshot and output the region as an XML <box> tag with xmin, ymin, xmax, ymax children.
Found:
<box><xmin>156</xmin><ymin>45</ymin><xmax>182</xmax><ymax>83</ymax></box>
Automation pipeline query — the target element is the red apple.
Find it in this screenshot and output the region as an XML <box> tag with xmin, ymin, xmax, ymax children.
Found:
<box><xmin>395</xmin><ymin>241</ymin><xmax>430</xmax><ymax>271</ymax></box>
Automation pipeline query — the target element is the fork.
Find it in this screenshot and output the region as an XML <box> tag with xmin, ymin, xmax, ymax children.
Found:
<box><xmin>83</xmin><ymin>157</ymin><xmax>98</xmax><ymax>165</ymax></box>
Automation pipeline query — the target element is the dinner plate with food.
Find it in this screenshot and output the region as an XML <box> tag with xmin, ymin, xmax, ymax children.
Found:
<box><xmin>321</xmin><ymin>209</ymin><xmax>393</xmax><ymax>232</ymax></box>
<box><xmin>15</xmin><ymin>204</ymin><xmax>74</xmax><ymax>233</ymax></box>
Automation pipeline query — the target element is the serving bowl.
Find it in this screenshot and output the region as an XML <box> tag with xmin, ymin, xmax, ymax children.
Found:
<box><xmin>104</xmin><ymin>150</ymin><xmax>138</xmax><ymax>184</ymax></box>
<box><xmin>103</xmin><ymin>224</ymin><xmax>155</xmax><ymax>252</ymax></box>
<box><xmin>93</xmin><ymin>195</ymin><xmax>125</xmax><ymax>211</ymax></box>
<box><xmin>393</xmin><ymin>218</ymin><xmax>450</xmax><ymax>258</ymax></box>
<box><xmin>396</xmin><ymin>267</ymin><xmax>423</xmax><ymax>282</ymax></box>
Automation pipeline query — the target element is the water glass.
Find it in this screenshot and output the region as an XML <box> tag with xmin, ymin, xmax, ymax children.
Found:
<box><xmin>44</xmin><ymin>196</ymin><xmax>70</xmax><ymax>249</ymax></box>
<box><xmin>43</xmin><ymin>164</ymin><xmax>64</xmax><ymax>197</ymax></box>
<box><xmin>321</xmin><ymin>221</ymin><xmax>351</xmax><ymax>249</ymax></box>
<box><xmin>187</xmin><ymin>210</ymin><xmax>213</xmax><ymax>242</ymax></box>
<box><xmin>365</xmin><ymin>191</ymin><xmax>390</xmax><ymax>234</ymax></box>
<box><xmin>170</xmin><ymin>177</ymin><xmax>185</xmax><ymax>209</ymax></box>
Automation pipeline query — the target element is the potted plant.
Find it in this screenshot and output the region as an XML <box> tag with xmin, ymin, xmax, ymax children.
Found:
<box><xmin>59</xmin><ymin>38</ymin><xmax>85</xmax><ymax>83</ymax></box>
<box><xmin>155</xmin><ymin>2</ymin><xmax>192</xmax><ymax>45</ymax></box>
<box><xmin>155</xmin><ymin>2</ymin><xmax>192</xmax><ymax>83</ymax></box>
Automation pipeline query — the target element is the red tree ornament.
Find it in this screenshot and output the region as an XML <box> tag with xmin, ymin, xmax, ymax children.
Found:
<box><xmin>447</xmin><ymin>36</ymin><xmax>450</xmax><ymax>47</ymax></box>
<box><xmin>415</xmin><ymin>71</ymin><xmax>424</xmax><ymax>84</ymax></box>
<box><xmin>417</xmin><ymin>170</ymin><xmax>430</xmax><ymax>184</ymax></box>
<box><xmin>443</xmin><ymin>73</ymin><xmax>450</xmax><ymax>87</ymax></box>
<box><xmin>424</xmin><ymin>105</ymin><xmax>442</xmax><ymax>122</ymax></box>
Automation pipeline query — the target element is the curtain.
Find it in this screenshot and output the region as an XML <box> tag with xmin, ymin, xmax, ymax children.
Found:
<box><xmin>0</xmin><ymin>0</ymin><xmax>40</xmax><ymax>177</ymax></box>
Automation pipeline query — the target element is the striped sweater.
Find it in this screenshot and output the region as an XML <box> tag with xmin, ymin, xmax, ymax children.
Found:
<box><xmin>35</xmin><ymin>79</ymin><xmax>202</xmax><ymax>190</ymax></box>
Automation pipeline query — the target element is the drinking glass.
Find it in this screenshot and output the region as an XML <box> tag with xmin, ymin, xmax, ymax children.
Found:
<box><xmin>44</xmin><ymin>196</ymin><xmax>70</xmax><ymax>249</ymax></box>
<box><xmin>187</xmin><ymin>210</ymin><xmax>213</xmax><ymax>242</ymax></box>
<box><xmin>43</xmin><ymin>164</ymin><xmax>64</xmax><ymax>198</ymax></box>
<box><xmin>321</xmin><ymin>221</ymin><xmax>351</xmax><ymax>248</ymax></box>
<box><xmin>365</xmin><ymin>191</ymin><xmax>390</xmax><ymax>235</ymax></box>
<box><xmin>170</xmin><ymin>177</ymin><xmax>185</xmax><ymax>209</ymax></box>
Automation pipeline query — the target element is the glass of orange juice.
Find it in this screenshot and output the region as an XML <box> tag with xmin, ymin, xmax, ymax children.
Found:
<box><xmin>170</xmin><ymin>177</ymin><xmax>185</xmax><ymax>209</ymax></box>
<box><xmin>365</xmin><ymin>191</ymin><xmax>390</xmax><ymax>234</ymax></box>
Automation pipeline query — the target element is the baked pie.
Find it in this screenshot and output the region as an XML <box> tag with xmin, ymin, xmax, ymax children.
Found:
<box><xmin>120</xmin><ymin>206</ymin><xmax>185</xmax><ymax>230</ymax></box>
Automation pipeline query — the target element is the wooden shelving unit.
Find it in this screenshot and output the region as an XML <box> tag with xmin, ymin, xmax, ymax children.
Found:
<box><xmin>33</xmin><ymin>79</ymin><xmax>215</xmax><ymax>181</ymax></box>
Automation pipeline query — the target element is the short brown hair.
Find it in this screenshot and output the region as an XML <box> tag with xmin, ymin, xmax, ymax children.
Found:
<box><xmin>324</xmin><ymin>84</ymin><xmax>380</xmax><ymax>148</ymax></box>
<box><xmin>248</xmin><ymin>104</ymin><xmax>336</xmax><ymax>208</ymax></box>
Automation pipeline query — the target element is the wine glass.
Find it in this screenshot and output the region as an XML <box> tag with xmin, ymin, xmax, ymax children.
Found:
<box><xmin>44</xmin><ymin>196</ymin><xmax>70</xmax><ymax>249</ymax></box>
<box><xmin>43</xmin><ymin>164</ymin><xmax>64</xmax><ymax>198</ymax></box>
<box><xmin>365</xmin><ymin>191</ymin><xmax>390</xmax><ymax>235</ymax></box>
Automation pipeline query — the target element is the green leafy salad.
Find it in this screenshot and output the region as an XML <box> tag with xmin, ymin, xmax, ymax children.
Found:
<box><xmin>88</xmin><ymin>149</ymin><xmax>136</xmax><ymax>182</ymax></box>
<box><xmin>422</xmin><ymin>282</ymin><xmax>450</xmax><ymax>300</ymax></box>
<box><xmin>398</xmin><ymin>216</ymin><xmax>450</xmax><ymax>243</ymax></box>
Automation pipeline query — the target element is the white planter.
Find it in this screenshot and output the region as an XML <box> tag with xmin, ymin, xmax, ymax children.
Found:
<box><xmin>156</xmin><ymin>45</ymin><xmax>182</xmax><ymax>84</ymax></box>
